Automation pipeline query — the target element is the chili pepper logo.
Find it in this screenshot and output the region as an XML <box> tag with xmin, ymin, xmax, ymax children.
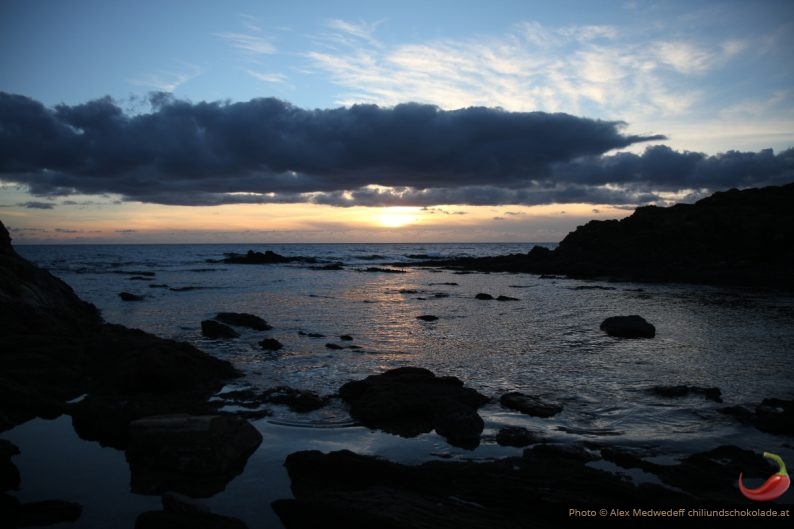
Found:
<box><xmin>738</xmin><ymin>452</ymin><xmax>790</xmax><ymax>502</ymax></box>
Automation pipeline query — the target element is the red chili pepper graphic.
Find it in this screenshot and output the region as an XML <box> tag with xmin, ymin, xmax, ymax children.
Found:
<box><xmin>739</xmin><ymin>452</ymin><xmax>790</xmax><ymax>502</ymax></box>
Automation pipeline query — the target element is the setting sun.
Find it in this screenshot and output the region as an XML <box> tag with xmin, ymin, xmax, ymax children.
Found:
<box><xmin>374</xmin><ymin>207</ymin><xmax>420</xmax><ymax>228</ymax></box>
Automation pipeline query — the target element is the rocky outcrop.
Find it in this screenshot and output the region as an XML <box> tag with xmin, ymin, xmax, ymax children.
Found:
<box><xmin>411</xmin><ymin>183</ymin><xmax>794</xmax><ymax>287</ymax></box>
<box><xmin>222</xmin><ymin>250</ymin><xmax>316</xmax><ymax>265</ymax></box>
<box><xmin>721</xmin><ymin>398</ymin><xmax>794</xmax><ymax>436</ymax></box>
<box><xmin>339</xmin><ymin>367</ymin><xmax>489</xmax><ymax>447</ymax></box>
<box><xmin>600</xmin><ymin>315</ymin><xmax>656</xmax><ymax>338</ymax></box>
<box><xmin>0</xmin><ymin>219</ymin><xmax>239</xmax><ymax>433</ymax></box>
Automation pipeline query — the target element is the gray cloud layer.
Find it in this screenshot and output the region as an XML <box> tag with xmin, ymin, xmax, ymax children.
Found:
<box><xmin>1</xmin><ymin>92</ymin><xmax>792</xmax><ymax>207</ymax></box>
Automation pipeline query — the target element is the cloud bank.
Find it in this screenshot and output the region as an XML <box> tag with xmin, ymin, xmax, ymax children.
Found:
<box><xmin>1</xmin><ymin>92</ymin><xmax>792</xmax><ymax>208</ymax></box>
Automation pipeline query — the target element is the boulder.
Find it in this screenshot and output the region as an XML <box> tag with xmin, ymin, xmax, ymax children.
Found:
<box><xmin>475</xmin><ymin>293</ymin><xmax>494</xmax><ymax>300</ymax></box>
<box><xmin>126</xmin><ymin>414</ymin><xmax>262</xmax><ymax>497</ymax></box>
<box><xmin>339</xmin><ymin>367</ymin><xmax>489</xmax><ymax>446</ymax></box>
<box><xmin>200</xmin><ymin>320</ymin><xmax>239</xmax><ymax>339</ymax></box>
<box><xmin>500</xmin><ymin>392</ymin><xmax>562</xmax><ymax>418</ymax></box>
<box><xmin>0</xmin><ymin>439</ymin><xmax>20</xmax><ymax>492</ymax></box>
<box><xmin>214</xmin><ymin>312</ymin><xmax>271</xmax><ymax>331</ymax></box>
<box><xmin>259</xmin><ymin>338</ymin><xmax>283</xmax><ymax>351</ymax></box>
<box><xmin>600</xmin><ymin>315</ymin><xmax>656</xmax><ymax>338</ymax></box>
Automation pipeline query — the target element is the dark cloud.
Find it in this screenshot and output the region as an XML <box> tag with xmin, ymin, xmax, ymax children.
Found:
<box><xmin>115</xmin><ymin>229</ymin><xmax>137</xmax><ymax>233</ymax></box>
<box><xmin>18</xmin><ymin>201</ymin><xmax>55</xmax><ymax>209</ymax></box>
<box><xmin>1</xmin><ymin>92</ymin><xmax>792</xmax><ymax>208</ymax></box>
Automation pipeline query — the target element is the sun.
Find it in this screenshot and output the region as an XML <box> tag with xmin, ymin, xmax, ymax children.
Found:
<box><xmin>374</xmin><ymin>207</ymin><xmax>419</xmax><ymax>228</ymax></box>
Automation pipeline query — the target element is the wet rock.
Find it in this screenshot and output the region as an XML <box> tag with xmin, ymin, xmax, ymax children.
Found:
<box><xmin>416</xmin><ymin>315</ymin><xmax>438</xmax><ymax>322</ymax></box>
<box><xmin>339</xmin><ymin>334</ymin><xmax>353</xmax><ymax>341</ymax></box>
<box><xmin>262</xmin><ymin>387</ymin><xmax>327</xmax><ymax>413</ymax></box>
<box><xmin>259</xmin><ymin>338</ymin><xmax>283</xmax><ymax>351</ymax></box>
<box><xmin>214</xmin><ymin>312</ymin><xmax>272</xmax><ymax>331</ymax></box>
<box><xmin>135</xmin><ymin>510</ymin><xmax>248</xmax><ymax>529</ymax></box>
<box><xmin>722</xmin><ymin>398</ymin><xmax>794</xmax><ymax>436</ymax></box>
<box><xmin>496</xmin><ymin>295</ymin><xmax>519</xmax><ymax>301</ymax></box>
<box><xmin>650</xmin><ymin>385</ymin><xmax>722</xmax><ymax>402</ymax></box>
<box><xmin>475</xmin><ymin>293</ymin><xmax>494</xmax><ymax>300</ymax></box>
<box><xmin>273</xmin><ymin>447</ymin><xmax>691</xmax><ymax>529</ymax></box>
<box><xmin>299</xmin><ymin>331</ymin><xmax>325</xmax><ymax>338</ymax></box>
<box><xmin>311</xmin><ymin>263</ymin><xmax>344</xmax><ymax>271</ymax></box>
<box><xmin>200</xmin><ymin>320</ymin><xmax>239</xmax><ymax>339</ymax></box>
<box><xmin>119</xmin><ymin>292</ymin><xmax>145</xmax><ymax>301</ymax></box>
<box><xmin>500</xmin><ymin>392</ymin><xmax>563</xmax><ymax>417</ymax></box>
<box><xmin>325</xmin><ymin>343</ymin><xmax>343</xmax><ymax>350</ymax></box>
<box><xmin>162</xmin><ymin>491</ymin><xmax>210</xmax><ymax>514</ymax></box>
<box><xmin>495</xmin><ymin>426</ymin><xmax>543</xmax><ymax>447</ymax></box>
<box><xmin>126</xmin><ymin>414</ymin><xmax>262</xmax><ymax>498</ymax></box>
<box><xmin>339</xmin><ymin>367</ymin><xmax>489</xmax><ymax>445</ymax></box>
<box><xmin>600</xmin><ymin>315</ymin><xmax>656</xmax><ymax>338</ymax></box>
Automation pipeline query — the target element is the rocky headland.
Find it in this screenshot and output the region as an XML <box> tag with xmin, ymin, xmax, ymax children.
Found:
<box><xmin>411</xmin><ymin>183</ymin><xmax>794</xmax><ymax>287</ymax></box>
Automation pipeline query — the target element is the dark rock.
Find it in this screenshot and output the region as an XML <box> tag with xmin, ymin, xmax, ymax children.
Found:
<box><xmin>340</xmin><ymin>334</ymin><xmax>353</xmax><ymax>341</ymax></box>
<box><xmin>325</xmin><ymin>343</ymin><xmax>343</xmax><ymax>350</ymax></box>
<box><xmin>273</xmin><ymin>448</ymin><xmax>693</xmax><ymax>529</ymax></box>
<box><xmin>299</xmin><ymin>331</ymin><xmax>325</xmax><ymax>338</ymax></box>
<box><xmin>129</xmin><ymin>276</ymin><xmax>153</xmax><ymax>281</ymax></box>
<box><xmin>475</xmin><ymin>293</ymin><xmax>494</xmax><ymax>300</ymax></box>
<box><xmin>496</xmin><ymin>295</ymin><xmax>519</xmax><ymax>301</ymax></box>
<box><xmin>500</xmin><ymin>392</ymin><xmax>563</xmax><ymax>417</ymax></box>
<box><xmin>119</xmin><ymin>292</ymin><xmax>145</xmax><ymax>301</ymax></box>
<box><xmin>407</xmin><ymin>184</ymin><xmax>794</xmax><ymax>288</ymax></box>
<box><xmin>416</xmin><ymin>315</ymin><xmax>438</xmax><ymax>322</ymax></box>
<box><xmin>600</xmin><ymin>315</ymin><xmax>656</xmax><ymax>338</ymax></box>
<box><xmin>169</xmin><ymin>286</ymin><xmax>204</xmax><ymax>292</ymax></box>
<box><xmin>214</xmin><ymin>312</ymin><xmax>271</xmax><ymax>331</ymax></box>
<box><xmin>0</xmin><ymin>439</ymin><xmax>20</xmax><ymax>492</ymax></box>
<box><xmin>200</xmin><ymin>320</ymin><xmax>239</xmax><ymax>339</ymax></box>
<box><xmin>650</xmin><ymin>385</ymin><xmax>722</xmax><ymax>402</ymax></box>
<box><xmin>126</xmin><ymin>414</ymin><xmax>262</xmax><ymax>497</ymax></box>
<box><xmin>149</xmin><ymin>284</ymin><xmax>169</xmax><ymax>288</ymax></box>
<box><xmin>136</xmin><ymin>510</ymin><xmax>248</xmax><ymax>529</ymax></box>
<box><xmin>15</xmin><ymin>500</ymin><xmax>82</xmax><ymax>526</ymax></box>
<box><xmin>339</xmin><ymin>367</ymin><xmax>489</xmax><ymax>446</ymax></box>
<box><xmin>258</xmin><ymin>338</ymin><xmax>283</xmax><ymax>351</ymax></box>
<box><xmin>262</xmin><ymin>387</ymin><xmax>327</xmax><ymax>413</ymax></box>
<box><xmin>722</xmin><ymin>398</ymin><xmax>794</xmax><ymax>436</ymax></box>
<box><xmin>223</xmin><ymin>250</ymin><xmax>289</xmax><ymax>264</ymax></box>
<box><xmin>495</xmin><ymin>426</ymin><xmax>543</xmax><ymax>447</ymax></box>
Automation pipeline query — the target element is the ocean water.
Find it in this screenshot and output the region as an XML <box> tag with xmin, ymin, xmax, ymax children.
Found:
<box><xmin>7</xmin><ymin>242</ymin><xmax>794</xmax><ymax>526</ymax></box>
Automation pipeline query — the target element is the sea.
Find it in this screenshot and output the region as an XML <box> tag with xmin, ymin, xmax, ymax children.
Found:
<box><xmin>5</xmin><ymin>242</ymin><xmax>794</xmax><ymax>527</ymax></box>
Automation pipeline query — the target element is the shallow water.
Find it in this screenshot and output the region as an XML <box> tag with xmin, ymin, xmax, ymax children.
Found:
<box><xmin>7</xmin><ymin>242</ymin><xmax>794</xmax><ymax>527</ymax></box>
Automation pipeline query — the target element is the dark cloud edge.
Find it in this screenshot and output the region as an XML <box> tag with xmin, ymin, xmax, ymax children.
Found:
<box><xmin>1</xmin><ymin>92</ymin><xmax>792</xmax><ymax>208</ymax></box>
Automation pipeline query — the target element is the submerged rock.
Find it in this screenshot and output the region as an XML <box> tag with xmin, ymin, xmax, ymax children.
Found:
<box><xmin>262</xmin><ymin>387</ymin><xmax>327</xmax><ymax>413</ymax></box>
<box><xmin>119</xmin><ymin>292</ymin><xmax>145</xmax><ymax>301</ymax></box>
<box><xmin>650</xmin><ymin>385</ymin><xmax>722</xmax><ymax>402</ymax></box>
<box><xmin>600</xmin><ymin>315</ymin><xmax>656</xmax><ymax>338</ymax></box>
<box><xmin>214</xmin><ymin>312</ymin><xmax>272</xmax><ymax>331</ymax></box>
<box><xmin>200</xmin><ymin>320</ymin><xmax>239</xmax><ymax>339</ymax></box>
<box><xmin>475</xmin><ymin>293</ymin><xmax>494</xmax><ymax>300</ymax></box>
<box><xmin>339</xmin><ymin>367</ymin><xmax>489</xmax><ymax>447</ymax></box>
<box><xmin>496</xmin><ymin>295</ymin><xmax>519</xmax><ymax>301</ymax></box>
<box><xmin>416</xmin><ymin>314</ymin><xmax>438</xmax><ymax>322</ymax></box>
<box><xmin>500</xmin><ymin>392</ymin><xmax>563</xmax><ymax>418</ymax></box>
<box><xmin>722</xmin><ymin>398</ymin><xmax>794</xmax><ymax>436</ymax></box>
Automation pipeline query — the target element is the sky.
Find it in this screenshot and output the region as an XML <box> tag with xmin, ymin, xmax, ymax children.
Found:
<box><xmin>1</xmin><ymin>0</ymin><xmax>793</xmax><ymax>243</ymax></box>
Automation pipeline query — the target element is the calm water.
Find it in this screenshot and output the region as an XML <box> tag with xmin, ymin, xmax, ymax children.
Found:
<box><xmin>7</xmin><ymin>243</ymin><xmax>794</xmax><ymax>526</ymax></box>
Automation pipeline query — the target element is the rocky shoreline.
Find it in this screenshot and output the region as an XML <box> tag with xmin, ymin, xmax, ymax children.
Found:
<box><xmin>409</xmin><ymin>183</ymin><xmax>794</xmax><ymax>288</ymax></box>
<box><xmin>2</xmin><ymin>216</ymin><xmax>794</xmax><ymax>528</ymax></box>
